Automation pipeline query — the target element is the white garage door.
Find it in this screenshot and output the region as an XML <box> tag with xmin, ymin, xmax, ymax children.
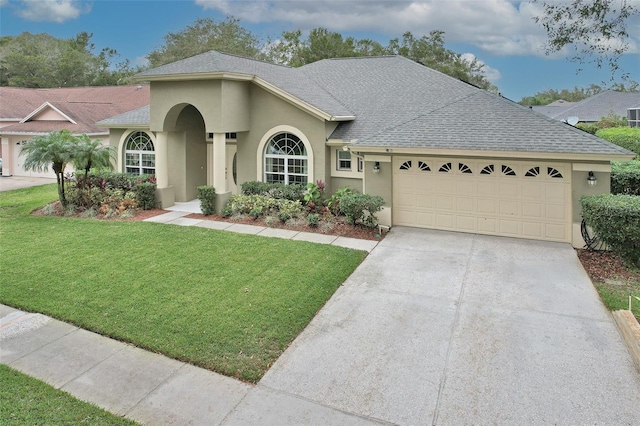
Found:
<box><xmin>13</xmin><ymin>140</ymin><xmax>56</xmax><ymax>178</ymax></box>
<box><xmin>393</xmin><ymin>157</ymin><xmax>571</xmax><ymax>242</ymax></box>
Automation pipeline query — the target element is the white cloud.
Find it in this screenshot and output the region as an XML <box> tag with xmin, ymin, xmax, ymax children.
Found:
<box><xmin>0</xmin><ymin>0</ymin><xmax>9</xmax><ymax>8</ymax></box>
<box><xmin>195</xmin><ymin>0</ymin><xmax>554</xmax><ymax>57</ymax></box>
<box><xmin>460</xmin><ymin>53</ymin><xmax>502</xmax><ymax>83</ymax></box>
<box><xmin>16</xmin><ymin>0</ymin><xmax>88</xmax><ymax>23</ymax></box>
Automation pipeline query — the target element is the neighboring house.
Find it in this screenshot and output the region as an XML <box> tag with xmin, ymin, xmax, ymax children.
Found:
<box><xmin>0</xmin><ymin>85</ymin><xmax>150</xmax><ymax>177</ymax></box>
<box><xmin>532</xmin><ymin>90</ymin><xmax>640</xmax><ymax>124</ymax></box>
<box><xmin>98</xmin><ymin>51</ymin><xmax>634</xmax><ymax>247</ymax></box>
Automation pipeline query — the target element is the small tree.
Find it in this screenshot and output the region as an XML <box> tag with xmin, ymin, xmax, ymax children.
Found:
<box><xmin>20</xmin><ymin>130</ymin><xmax>77</xmax><ymax>207</ymax></box>
<box><xmin>72</xmin><ymin>135</ymin><xmax>115</xmax><ymax>188</ymax></box>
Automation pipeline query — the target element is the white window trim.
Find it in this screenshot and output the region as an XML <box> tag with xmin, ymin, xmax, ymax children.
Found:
<box><xmin>331</xmin><ymin>145</ymin><xmax>363</xmax><ymax>178</ymax></box>
<box><xmin>337</xmin><ymin>149</ymin><xmax>352</xmax><ymax>171</ymax></box>
<box><xmin>256</xmin><ymin>125</ymin><xmax>313</xmax><ymax>182</ymax></box>
<box><xmin>119</xmin><ymin>130</ymin><xmax>157</xmax><ymax>174</ymax></box>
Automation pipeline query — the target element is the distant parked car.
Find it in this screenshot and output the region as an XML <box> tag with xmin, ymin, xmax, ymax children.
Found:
<box><xmin>0</xmin><ymin>158</ymin><xmax>3</xmax><ymax>174</ymax></box>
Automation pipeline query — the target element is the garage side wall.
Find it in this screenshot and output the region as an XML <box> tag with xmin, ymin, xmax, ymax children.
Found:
<box><xmin>571</xmin><ymin>165</ymin><xmax>612</xmax><ymax>248</ymax></box>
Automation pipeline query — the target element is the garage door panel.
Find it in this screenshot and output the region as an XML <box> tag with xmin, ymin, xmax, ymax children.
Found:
<box><xmin>455</xmin><ymin>215</ymin><xmax>476</xmax><ymax>231</ymax></box>
<box><xmin>499</xmin><ymin>200</ymin><xmax>519</xmax><ymax>216</ymax></box>
<box><xmin>521</xmin><ymin>202</ymin><xmax>543</xmax><ymax>219</ymax></box>
<box><xmin>545</xmin><ymin>204</ymin><xmax>567</xmax><ymax>220</ymax></box>
<box><xmin>499</xmin><ymin>182</ymin><xmax>519</xmax><ymax>198</ymax></box>
<box><xmin>436</xmin><ymin>196</ymin><xmax>454</xmax><ymax>211</ymax></box>
<box><xmin>477</xmin><ymin>199</ymin><xmax>498</xmax><ymax>214</ymax></box>
<box><xmin>499</xmin><ymin>220</ymin><xmax>520</xmax><ymax>236</ymax></box>
<box><xmin>416</xmin><ymin>194</ymin><xmax>435</xmax><ymax>209</ymax></box>
<box><xmin>545</xmin><ymin>223</ymin><xmax>567</xmax><ymax>241</ymax></box>
<box><xmin>393</xmin><ymin>158</ymin><xmax>570</xmax><ymax>242</ymax></box>
<box><xmin>456</xmin><ymin>197</ymin><xmax>475</xmax><ymax>212</ymax></box>
<box><xmin>522</xmin><ymin>221</ymin><xmax>544</xmax><ymax>239</ymax></box>
<box><xmin>435</xmin><ymin>214</ymin><xmax>455</xmax><ymax>229</ymax></box>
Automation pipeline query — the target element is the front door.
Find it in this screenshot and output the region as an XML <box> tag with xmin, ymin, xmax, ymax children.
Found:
<box><xmin>226</xmin><ymin>144</ymin><xmax>238</xmax><ymax>193</ymax></box>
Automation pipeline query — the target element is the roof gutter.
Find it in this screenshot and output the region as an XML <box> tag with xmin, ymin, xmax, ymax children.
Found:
<box><xmin>346</xmin><ymin>145</ymin><xmax>635</xmax><ymax>162</ymax></box>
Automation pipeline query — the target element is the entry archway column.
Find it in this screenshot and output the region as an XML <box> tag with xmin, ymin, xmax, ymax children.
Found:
<box><xmin>154</xmin><ymin>131</ymin><xmax>175</xmax><ymax>208</ymax></box>
<box><xmin>212</xmin><ymin>132</ymin><xmax>231</xmax><ymax>212</ymax></box>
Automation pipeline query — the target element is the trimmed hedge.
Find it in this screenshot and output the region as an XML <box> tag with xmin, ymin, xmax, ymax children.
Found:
<box><xmin>596</xmin><ymin>128</ymin><xmax>640</xmax><ymax>158</ymax></box>
<box><xmin>581</xmin><ymin>194</ymin><xmax>640</xmax><ymax>266</ymax></box>
<box><xmin>611</xmin><ymin>161</ymin><xmax>640</xmax><ymax>195</ymax></box>
<box><xmin>135</xmin><ymin>182</ymin><xmax>157</xmax><ymax>210</ymax></box>
<box><xmin>240</xmin><ymin>181</ymin><xmax>305</xmax><ymax>201</ymax></box>
<box><xmin>339</xmin><ymin>193</ymin><xmax>385</xmax><ymax>228</ymax></box>
<box><xmin>197</xmin><ymin>186</ymin><xmax>216</xmax><ymax>216</ymax></box>
<box><xmin>223</xmin><ymin>194</ymin><xmax>303</xmax><ymax>221</ymax></box>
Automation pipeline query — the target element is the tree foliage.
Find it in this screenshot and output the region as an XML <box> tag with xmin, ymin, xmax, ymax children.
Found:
<box><xmin>532</xmin><ymin>0</ymin><xmax>639</xmax><ymax>79</ymax></box>
<box><xmin>519</xmin><ymin>81</ymin><xmax>639</xmax><ymax>106</ymax></box>
<box><xmin>146</xmin><ymin>16</ymin><xmax>261</xmax><ymax>68</ymax></box>
<box><xmin>0</xmin><ymin>32</ymin><xmax>136</xmax><ymax>87</ymax></box>
<box><xmin>264</xmin><ymin>28</ymin><xmax>497</xmax><ymax>91</ymax></box>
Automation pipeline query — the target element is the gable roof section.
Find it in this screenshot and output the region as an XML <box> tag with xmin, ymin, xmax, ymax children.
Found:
<box><xmin>351</xmin><ymin>89</ymin><xmax>632</xmax><ymax>159</ymax></box>
<box><xmin>97</xmin><ymin>105</ymin><xmax>150</xmax><ymax>128</ymax></box>
<box><xmin>136</xmin><ymin>50</ymin><xmax>354</xmax><ymax>120</ymax></box>
<box><xmin>533</xmin><ymin>90</ymin><xmax>640</xmax><ymax>122</ymax></box>
<box><xmin>0</xmin><ymin>85</ymin><xmax>150</xmax><ymax>135</ymax></box>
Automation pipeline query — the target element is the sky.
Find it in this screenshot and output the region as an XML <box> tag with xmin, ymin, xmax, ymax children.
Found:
<box><xmin>1</xmin><ymin>0</ymin><xmax>639</xmax><ymax>101</ymax></box>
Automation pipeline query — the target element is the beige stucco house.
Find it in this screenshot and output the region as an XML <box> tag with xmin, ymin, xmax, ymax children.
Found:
<box><xmin>0</xmin><ymin>85</ymin><xmax>150</xmax><ymax>177</ymax></box>
<box><xmin>98</xmin><ymin>51</ymin><xmax>634</xmax><ymax>247</ymax></box>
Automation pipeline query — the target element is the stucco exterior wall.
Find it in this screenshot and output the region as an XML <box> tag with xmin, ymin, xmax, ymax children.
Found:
<box><xmin>175</xmin><ymin>105</ymin><xmax>207</xmax><ymax>201</ymax></box>
<box><xmin>331</xmin><ymin>177</ymin><xmax>363</xmax><ymax>193</ymax></box>
<box><xmin>236</xmin><ymin>84</ymin><xmax>327</xmax><ymax>187</ymax></box>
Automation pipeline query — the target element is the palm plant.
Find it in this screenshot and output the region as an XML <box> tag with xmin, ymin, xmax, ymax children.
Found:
<box><xmin>20</xmin><ymin>130</ymin><xmax>77</xmax><ymax>207</ymax></box>
<box><xmin>72</xmin><ymin>135</ymin><xmax>115</xmax><ymax>188</ymax></box>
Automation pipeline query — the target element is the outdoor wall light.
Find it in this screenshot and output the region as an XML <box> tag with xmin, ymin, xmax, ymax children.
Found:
<box><xmin>373</xmin><ymin>161</ymin><xmax>381</xmax><ymax>173</ymax></box>
<box><xmin>587</xmin><ymin>171</ymin><xmax>597</xmax><ymax>186</ymax></box>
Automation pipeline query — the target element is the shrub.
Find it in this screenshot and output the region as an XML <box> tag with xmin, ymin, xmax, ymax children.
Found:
<box><xmin>581</xmin><ymin>194</ymin><xmax>640</xmax><ymax>267</ymax></box>
<box><xmin>611</xmin><ymin>161</ymin><xmax>640</xmax><ymax>195</ymax></box>
<box><xmin>240</xmin><ymin>181</ymin><xmax>305</xmax><ymax>201</ymax></box>
<box><xmin>307</xmin><ymin>213</ymin><xmax>320</xmax><ymax>227</ymax></box>
<box><xmin>326</xmin><ymin>186</ymin><xmax>354</xmax><ymax>216</ymax></box>
<box><xmin>225</xmin><ymin>194</ymin><xmax>303</xmax><ymax>219</ymax></box>
<box><xmin>304</xmin><ymin>182</ymin><xmax>322</xmax><ymax>206</ymax></box>
<box><xmin>339</xmin><ymin>193</ymin><xmax>385</xmax><ymax>228</ymax></box>
<box><xmin>596</xmin><ymin>128</ymin><xmax>640</xmax><ymax>158</ymax></box>
<box><xmin>135</xmin><ymin>182</ymin><xmax>157</xmax><ymax>210</ymax></box>
<box><xmin>576</xmin><ymin>123</ymin><xmax>598</xmax><ymax>135</ymax></box>
<box><xmin>197</xmin><ymin>186</ymin><xmax>216</xmax><ymax>216</ymax></box>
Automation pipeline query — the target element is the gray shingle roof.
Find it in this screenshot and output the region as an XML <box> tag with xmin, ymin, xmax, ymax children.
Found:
<box><xmin>352</xmin><ymin>90</ymin><xmax>632</xmax><ymax>155</ymax></box>
<box><xmin>138</xmin><ymin>51</ymin><xmax>353</xmax><ymax>118</ymax></box>
<box><xmin>301</xmin><ymin>56</ymin><xmax>478</xmax><ymax>141</ymax></box>
<box><xmin>97</xmin><ymin>105</ymin><xmax>150</xmax><ymax>127</ymax></box>
<box><xmin>532</xmin><ymin>90</ymin><xmax>640</xmax><ymax>122</ymax></box>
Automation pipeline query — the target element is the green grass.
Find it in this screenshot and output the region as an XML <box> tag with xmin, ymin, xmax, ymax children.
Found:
<box><xmin>0</xmin><ymin>185</ymin><xmax>366</xmax><ymax>382</ymax></box>
<box><xmin>0</xmin><ymin>365</ymin><xmax>137</xmax><ymax>425</ymax></box>
<box><xmin>595</xmin><ymin>282</ymin><xmax>640</xmax><ymax>320</ymax></box>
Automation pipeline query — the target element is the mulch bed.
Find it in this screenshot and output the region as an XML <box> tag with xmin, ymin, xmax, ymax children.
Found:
<box><xmin>185</xmin><ymin>213</ymin><xmax>385</xmax><ymax>241</ymax></box>
<box><xmin>576</xmin><ymin>249</ymin><xmax>640</xmax><ymax>284</ymax></box>
<box><xmin>32</xmin><ymin>202</ymin><xmax>385</xmax><ymax>241</ymax></box>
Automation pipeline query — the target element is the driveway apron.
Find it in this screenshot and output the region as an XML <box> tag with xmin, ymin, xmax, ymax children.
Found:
<box><xmin>261</xmin><ymin>227</ymin><xmax>640</xmax><ymax>425</ymax></box>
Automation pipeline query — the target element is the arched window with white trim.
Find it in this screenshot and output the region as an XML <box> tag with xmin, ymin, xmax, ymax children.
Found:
<box><xmin>124</xmin><ymin>131</ymin><xmax>155</xmax><ymax>175</ymax></box>
<box><xmin>264</xmin><ymin>132</ymin><xmax>308</xmax><ymax>185</ymax></box>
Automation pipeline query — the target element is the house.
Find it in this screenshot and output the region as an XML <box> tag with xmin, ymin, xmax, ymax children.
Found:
<box><xmin>0</xmin><ymin>85</ymin><xmax>150</xmax><ymax>177</ymax></box>
<box><xmin>532</xmin><ymin>90</ymin><xmax>640</xmax><ymax>125</ymax></box>
<box><xmin>98</xmin><ymin>51</ymin><xmax>634</xmax><ymax>247</ymax></box>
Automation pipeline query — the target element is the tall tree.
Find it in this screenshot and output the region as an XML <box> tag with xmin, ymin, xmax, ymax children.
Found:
<box><xmin>0</xmin><ymin>32</ymin><xmax>135</xmax><ymax>87</ymax></box>
<box><xmin>146</xmin><ymin>16</ymin><xmax>261</xmax><ymax>68</ymax></box>
<box><xmin>532</xmin><ymin>0</ymin><xmax>639</xmax><ymax>79</ymax></box>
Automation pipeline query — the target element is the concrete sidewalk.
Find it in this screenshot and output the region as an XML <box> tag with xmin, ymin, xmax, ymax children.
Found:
<box><xmin>144</xmin><ymin>210</ymin><xmax>380</xmax><ymax>253</ymax></box>
<box><xmin>0</xmin><ymin>305</ymin><xmax>384</xmax><ymax>425</ymax></box>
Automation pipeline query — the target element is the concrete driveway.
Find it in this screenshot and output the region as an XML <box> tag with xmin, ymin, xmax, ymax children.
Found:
<box><xmin>261</xmin><ymin>227</ymin><xmax>640</xmax><ymax>425</ymax></box>
<box><xmin>0</xmin><ymin>176</ymin><xmax>56</xmax><ymax>192</ymax></box>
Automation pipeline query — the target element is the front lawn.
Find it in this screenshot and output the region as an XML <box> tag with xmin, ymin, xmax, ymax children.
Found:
<box><xmin>0</xmin><ymin>365</ymin><xmax>137</xmax><ymax>425</ymax></box>
<box><xmin>0</xmin><ymin>185</ymin><xmax>366</xmax><ymax>382</ymax></box>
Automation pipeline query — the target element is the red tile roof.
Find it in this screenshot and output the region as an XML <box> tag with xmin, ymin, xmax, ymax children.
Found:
<box><xmin>0</xmin><ymin>85</ymin><xmax>150</xmax><ymax>135</ymax></box>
